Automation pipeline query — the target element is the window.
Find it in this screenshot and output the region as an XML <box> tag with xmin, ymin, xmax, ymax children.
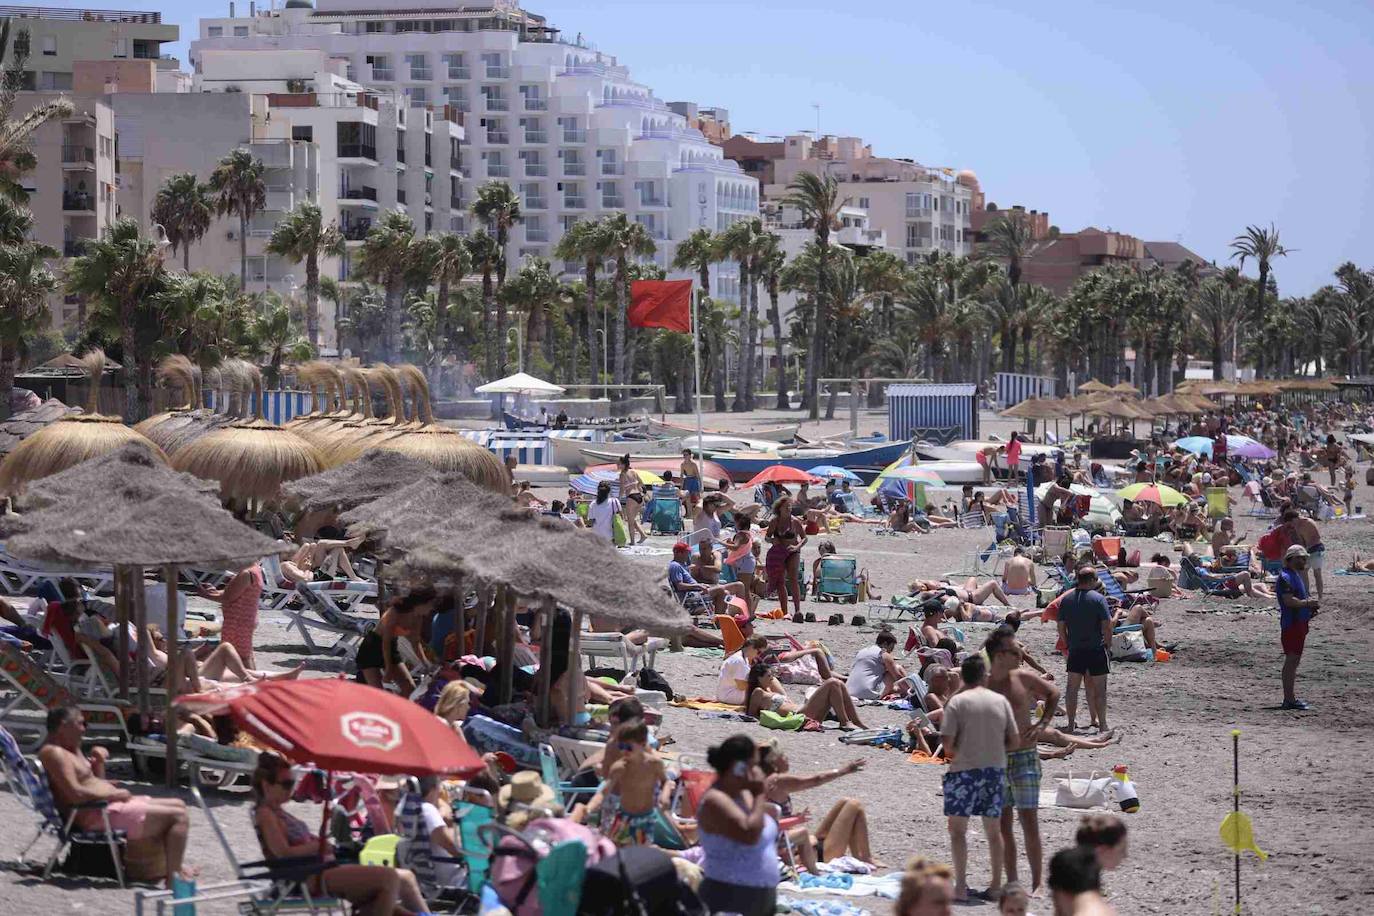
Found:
<box><xmin>405</xmin><ymin>54</ymin><xmax>430</xmax><ymax>80</ymax></box>
<box><xmin>207</xmin><ymin>26</ymin><xmax>223</xmax><ymax>37</ymax></box>
<box><xmin>337</xmin><ymin>121</ymin><xmax>377</xmax><ymax>160</ymax></box>
<box><xmin>364</xmin><ymin>21</ymin><xmax>387</xmax><ymax>33</ymax></box>
<box><xmin>906</xmin><ymin>222</ymin><xmax>931</xmax><ymax>248</ymax></box>
<box><xmin>232</xmin><ymin>26</ymin><xmax>248</xmax><ymax>37</ymax></box>
<box><xmin>410</xmin><ymin>87</ymin><xmax>428</xmax><ymax>103</ymax></box>
<box><xmin>39</xmin><ymin>71</ymin><xmax>72</xmax><ymax>90</ymax></box>
<box><xmin>41</xmin><ymin>36</ymin><xmax>56</xmax><ymax>56</ymax></box>
<box><xmin>292</xmin><ymin>126</ymin><xmax>313</xmax><ymax>142</ymax></box>
<box><xmin>443</xmin><ymin>54</ymin><xmax>467</xmax><ymax>79</ymax></box>
<box><xmin>858</xmin><ymin>197</ymin><xmax>870</xmax><ymax>210</ymax></box>
<box><xmin>114</xmin><ymin>38</ymin><xmax>128</xmax><ymax>58</ymax></box>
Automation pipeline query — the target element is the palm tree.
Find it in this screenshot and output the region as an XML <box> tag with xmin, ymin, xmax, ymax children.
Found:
<box><xmin>602</xmin><ymin>213</ymin><xmax>656</xmax><ymax>393</ymax></box>
<box><xmin>470</xmin><ymin>181</ymin><xmax>523</xmax><ymax>373</ymax></box>
<box><xmin>979</xmin><ymin>210</ymin><xmax>1046</xmax><ymax>371</ymax></box>
<box><xmin>501</xmin><ymin>257</ymin><xmax>561</xmax><ymax>373</ymax></box>
<box><xmin>319</xmin><ymin>275</ymin><xmax>344</xmax><ymax>351</ymax></box>
<box><xmin>781</xmin><ymin>172</ymin><xmax>846</xmax><ymax>417</ymax></box>
<box><xmin>856</xmin><ymin>249</ymin><xmax>907</xmax><ymax>336</ymax></box>
<box><xmin>1229</xmin><ymin>224</ymin><xmax>1290</xmax><ymax>377</ymax></box>
<box><xmin>252</xmin><ymin>293</ymin><xmax>312</xmax><ymax>388</ymax></box>
<box><xmin>754</xmin><ymin>234</ymin><xmax>789</xmax><ymax>408</ymax></box>
<box><xmin>0</xmin><ymin>198</ymin><xmax>56</xmax><ymax>418</ymax></box>
<box><xmin>698</xmin><ymin>297</ymin><xmax>734</xmax><ymax>412</ymax></box>
<box><xmin>357</xmin><ymin>210</ymin><xmax>417</xmax><ymax>362</ymax></box>
<box><xmin>267</xmin><ymin>202</ymin><xmax>344</xmax><ymax>351</ymax></box>
<box><xmin>422</xmin><ymin>232</ymin><xmax>471</xmax><ymax>365</ymax></box>
<box><xmin>150</xmin><ymin>172</ymin><xmax>212</xmax><ymax>272</ymax></box>
<box><xmin>464</xmin><ymin>229</ymin><xmax>501</xmax><ymax>377</ymax></box>
<box><xmin>65</xmin><ymin>218</ymin><xmax>168</xmax><ymax>420</ymax></box>
<box><xmin>717</xmin><ymin>218</ymin><xmax>761</xmax><ymax>411</ymax></box>
<box><xmin>0</xmin><ymin>22</ymin><xmax>73</xmax><ymax>202</ymax></box>
<box><xmin>670</xmin><ymin>227</ymin><xmax>722</xmax><ymax>408</ymax></box>
<box><xmin>208</xmin><ymin>148</ymin><xmax>267</xmax><ymax>291</ymax></box>
<box><xmin>555</xmin><ymin>218</ymin><xmax>613</xmax><ymax>388</ymax></box>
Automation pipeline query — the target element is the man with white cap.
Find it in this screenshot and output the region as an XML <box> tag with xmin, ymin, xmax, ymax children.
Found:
<box><xmin>1276</xmin><ymin>544</ymin><xmax>1320</xmax><ymax>710</ymax></box>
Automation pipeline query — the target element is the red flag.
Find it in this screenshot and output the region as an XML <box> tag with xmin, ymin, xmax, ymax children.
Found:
<box><xmin>629</xmin><ymin>280</ymin><xmax>693</xmax><ymax>333</ymax></box>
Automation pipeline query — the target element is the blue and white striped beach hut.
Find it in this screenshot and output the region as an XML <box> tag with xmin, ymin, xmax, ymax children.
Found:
<box><xmin>888</xmin><ymin>384</ymin><xmax>979</xmax><ymax>442</ymax></box>
<box><xmin>995</xmin><ymin>372</ymin><xmax>1056</xmax><ymax>409</ymax></box>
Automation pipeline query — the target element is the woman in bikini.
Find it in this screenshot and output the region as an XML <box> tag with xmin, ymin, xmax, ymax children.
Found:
<box><xmin>354</xmin><ymin>587</ymin><xmax>438</xmax><ymax>695</ymax></box>
<box><xmin>618</xmin><ymin>455</ymin><xmax>648</xmax><ymax>546</ymax></box>
<box><xmin>758</xmin><ymin>744</ymin><xmax>880</xmax><ymax>870</ymax></box>
<box><xmin>764</xmin><ymin>497</ymin><xmax>807</xmax><ymax>618</ymax></box>
<box><xmin>743</xmin><ymin>660</ymin><xmax>867</xmax><ymax>731</ymax></box>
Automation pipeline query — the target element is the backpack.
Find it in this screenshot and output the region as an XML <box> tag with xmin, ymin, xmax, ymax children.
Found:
<box><xmin>1257</xmin><ymin>526</ymin><xmax>1291</xmax><ymax>562</ymax></box>
<box><xmin>636</xmin><ymin>667</ymin><xmax>674</xmax><ymax>702</ymax></box>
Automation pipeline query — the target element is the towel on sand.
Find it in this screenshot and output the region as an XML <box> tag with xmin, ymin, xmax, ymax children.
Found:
<box><xmin>670</xmin><ymin>697</ymin><xmax>745</xmax><ymax>712</ymax></box>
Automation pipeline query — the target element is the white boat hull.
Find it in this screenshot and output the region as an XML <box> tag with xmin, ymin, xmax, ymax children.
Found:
<box><xmin>645</xmin><ymin>417</ymin><xmax>799</xmax><ymax>443</ymax></box>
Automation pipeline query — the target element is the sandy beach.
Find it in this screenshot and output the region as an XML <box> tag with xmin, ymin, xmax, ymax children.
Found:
<box><xmin>1</xmin><ymin>409</ymin><xmax>1372</xmax><ymax>914</ymax></box>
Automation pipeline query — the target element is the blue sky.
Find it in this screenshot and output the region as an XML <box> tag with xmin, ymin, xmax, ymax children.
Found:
<box><xmin>145</xmin><ymin>1</ymin><xmax>1374</xmax><ymax>294</ymax></box>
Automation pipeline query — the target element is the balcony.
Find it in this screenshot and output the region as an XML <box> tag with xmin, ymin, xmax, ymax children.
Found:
<box><xmin>905</xmin><ymin>207</ymin><xmax>933</xmax><ymax>220</ymax></box>
<box><xmin>343</xmin><ymin>221</ymin><xmax>371</xmax><ymax>241</ymax></box>
<box><xmin>370</xmin><ymin>67</ymin><xmax>394</xmax><ymax>81</ymax></box>
<box><xmin>525</xmin><ymin>227</ymin><xmax>549</xmax><ymax>242</ymax></box>
<box><xmin>487</xmin><ymin>163</ymin><xmax>510</xmax><ymax>178</ymax></box>
<box><xmin>524</xmin><ymin>197</ymin><xmax>547</xmax><ymax>210</ymax></box>
<box><xmin>63</xmin><ymin>239</ymin><xmax>88</xmax><ymax>257</ymax></box>
<box><xmin>562</xmin><ymin>162</ymin><xmax>586</xmax><ymax>176</ymax></box>
<box><xmin>447</xmin><ymin>66</ymin><xmax>470</xmax><ymax>80</ymax></box>
<box><xmin>601</xmin><ymin>195</ymin><xmax>625</xmax><ymax>209</ymax></box>
<box><xmin>524</xmin><ymin>162</ymin><xmax>548</xmax><ymax>177</ymax></box>
<box><xmin>600</xmin><ymin>162</ymin><xmax>624</xmax><ymax>176</ymax></box>
<box><xmin>61</xmin><ymin>145</ymin><xmax>95</xmax><ymax>167</ymax></box>
<box><xmin>562</xmin><ymin>130</ymin><xmax>587</xmax><ymax>143</ymax></box>
<box><xmin>338</xmin><ymin>144</ymin><xmax>378</xmax><ymax>162</ymax></box>
<box><xmin>62</xmin><ymin>192</ymin><xmax>95</xmax><ymax>212</ymax></box>
<box><xmin>639</xmin><ymin>195</ymin><xmax>667</xmax><ymax>207</ymax></box>
<box><xmin>409</xmin><ymin>68</ymin><xmax>432</xmax><ymax>81</ymax></box>
<box><xmin>486</xmin><ymin>131</ymin><xmax>509</xmax><ymax>145</ymax></box>
<box><xmin>524</xmin><ymin>97</ymin><xmax>547</xmax><ymax>111</ymax></box>
<box><xmin>523</xmin><ymin>130</ymin><xmax>547</xmax><ymax>144</ymax></box>
<box><xmin>484</xmin><ymin>97</ymin><xmax>510</xmax><ymax>113</ymax></box>
<box><xmin>564</xmin><ymin>196</ymin><xmax>586</xmax><ymax>209</ymax></box>
<box><xmin>485</xmin><ymin>66</ymin><xmax>511</xmax><ymax>79</ymax></box>
<box><xmin>338</xmin><ymin>186</ymin><xmax>379</xmax><ymax>207</ymax></box>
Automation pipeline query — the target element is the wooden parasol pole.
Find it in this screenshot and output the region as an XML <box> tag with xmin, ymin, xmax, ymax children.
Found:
<box><xmin>565</xmin><ymin>608</ymin><xmax>583</xmax><ymax>725</ymax></box>
<box><xmin>474</xmin><ymin>584</ymin><xmax>490</xmax><ymax>657</ymax></box>
<box><xmin>115</xmin><ymin>566</ymin><xmax>130</xmax><ymax>702</ymax></box>
<box><xmin>535</xmin><ymin>597</ymin><xmax>555</xmax><ymax>727</ymax></box>
<box><xmin>452</xmin><ymin>574</ymin><xmax>466</xmax><ymax>661</ymax></box>
<box><xmin>132</xmin><ymin>568</ymin><xmax>150</xmax><ymax>720</ymax></box>
<box><xmin>497</xmin><ymin>586</ymin><xmax>517</xmax><ymax>706</ymax></box>
<box><xmin>163</xmin><ymin>564</ymin><xmax>180</xmax><ymax>788</ymax></box>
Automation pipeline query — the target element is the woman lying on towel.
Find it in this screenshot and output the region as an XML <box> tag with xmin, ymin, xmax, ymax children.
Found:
<box><xmin>743</xmin><ymin>656</ymin><xmax>867</xmax><ymax>731</ymax></box>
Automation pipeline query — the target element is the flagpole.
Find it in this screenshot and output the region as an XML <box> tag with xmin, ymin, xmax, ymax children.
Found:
<box><xmin>693</xmin><ymin>283</ymin><xmax>704</xmax><ymax>458</ymax></box>
<box><xmin>1233</xmin><ymin>729</ymin><xmax>1241</xmax><ymax>916</ymax></box>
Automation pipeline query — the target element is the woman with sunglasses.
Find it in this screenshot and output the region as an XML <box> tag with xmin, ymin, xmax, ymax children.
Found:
<box><xmin>251</xmin><ymin>753</ymin><xmax>430</xmax><ymax>915</ymax></box>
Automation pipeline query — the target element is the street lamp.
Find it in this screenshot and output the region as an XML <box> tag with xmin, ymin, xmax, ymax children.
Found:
<box><xmin>595</xmin><ymin>328</ymin><xmax>608</xmax><ymax>401</ymax></box>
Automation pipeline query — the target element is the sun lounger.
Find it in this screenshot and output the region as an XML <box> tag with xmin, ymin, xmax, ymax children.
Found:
<box><xmin>0</xmin><ymin>642</ymin><xmax>130</xmax><ymax>751</ymax></box>
<box><xmin>579</xmin><ymin>630</ymin><xmax>665</xmax><ymax>673</ymax></box>
<box><xmin>545</xmin><ymin>734</ymin><xmax>604</xmax><ymax>774</ymax></box>
<box><xmin>280</xmin><ymin>583</ymin><xmax>376</xmax><ymax>659</ymax></box>
<box><xmin>0</xmin><ymin>548</ymin><xmax>115</xmax><ymax>597</ymax></box>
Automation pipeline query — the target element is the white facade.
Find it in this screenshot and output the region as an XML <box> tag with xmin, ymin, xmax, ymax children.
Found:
<box><xmin>188</xmin><ymin>0</ymin><xmax>758</xmax><ymax>299</ymax></box>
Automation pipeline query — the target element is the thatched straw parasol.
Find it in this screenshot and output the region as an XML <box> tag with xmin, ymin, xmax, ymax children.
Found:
<box><xmin>0</xmin><ymin>398</ymin><xmax>80</xmax><ymax>458</ymax></box>
<box><xmin>1077</xmin><ymin>379</ymin><xmax>1112</xmax><ymax>394</ymax></box>
<box><xmin>999</xmin><ymin>397</ymin><xmax>1066</xmax><ymax>420</ymax></box>
<box><xmin>172</xmin><ymin>363</ymin><xmax>327</xmax><ymax>504</ymax></box>
<box><xmin>1111</xmin><ymin>381</ymin><xmax>1140</xmax><ymax>397</ymax></box>
<box><xmin>368</xmin><ymin>365</ymin><xmax>508</xmax><ymax>492</ymax></box>
<box><xmin>133</xmin><ymin>357</ymin><xmax>238</xmax><ymax>456</ymax></box>
<box><xmin>318</xmin><ymin>365</ymin><xmax>411</xmax><ymax>465</ymax></box>
<box><xmin>0</xmin><ymin>351</ymin><xmax>167</xmax><ymax>495</ymax></box>
<box><xmin>0</xmin><ymin>442</ymin><xmax>279</xmax><ymax>783</ymax></box>
<box><xmin>282</xmin><ymin>450</ymin><xmax>437</xmax><ymax>517</ymax></box>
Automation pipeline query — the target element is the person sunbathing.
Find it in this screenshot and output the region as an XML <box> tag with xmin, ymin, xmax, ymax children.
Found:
<box><xmin>1036</xmin><ymin>726</ymin><xmax>1118</xmax><ymax>759</ymax></box>
<box><xmin>514</xmin><ymin>480</ymin><xmax>547</xmax><ymax>510</ymax></box>
<box><xmin>743</xmin><ymin>660</ymin><xmax>867</xmax><ymax>730</ymax></box>
<box><xmin>279</xmin><ymin>535</ymin><xmax>365</xmax><ymax>584</ymax></box>
<box><xmin>759</xmin><ymin>744</ymin><xmax>881</xmax><ymax>870</ymax></box>
<box><xmin>910</xmin><ymin>576</ymin><xmax>1011</xmax><ymax>607</ymax></box>
<box><xmin>1001</xmin><ymin>548</ymin><xmax>1038</xmax><ymax>596</ymax></box>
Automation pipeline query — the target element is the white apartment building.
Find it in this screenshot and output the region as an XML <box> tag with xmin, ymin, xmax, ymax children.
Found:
<box><xmin>188</xmin><ymin>0</ymin><xmax>758</xmax><ymax>300</ymax></box>
<box><xmin>765</xmin><ymin>134</ymin><xmax>975</xmax><ymax>266</ymax></box>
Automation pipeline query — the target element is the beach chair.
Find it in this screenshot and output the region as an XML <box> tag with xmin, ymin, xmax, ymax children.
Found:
<box><xmin>393</xmin><ymin>786</ymin><xmax>470</xmax><ymax>904</ymax></box>
<box><xmin>0</xmin><ymin>548</ymin><xmax>115</xmax><ymax>598</ymax></box>
<box><xmin>649</xmin><ymin>497</ymin><xmax>684</xmax><ymax>536</ymax></box>
<box><xmin>546</xmin><ymin>735</ymin><xmax>604</xmax><ymax>774</ymax></box>
<box><xmin>1092</xmin><ymin>567</ymin><xmax>1155</xmax><ymax>610</ymax></box>
<box><xmin>957</xmin><ymin>511</ymin><xmax>987</xmax><ymax>529</ymax></box>
<box><xmin>1206</xmin><ymin>487</ymin><xmax>1232</xmax><ymax>520</ymax></box>
<box><xmin>1178</xmin><ymin>556</ymin><xmax>1244</xmax><ymax>596</ymax></box>
<box><xmin>538</xmin><ymin>743</ymin><xmax>599</xmax><ymax>808</ymax></box>
<box><xmin>0</xmin><ymin>642</ymin><xmax>130</xmax><ymax>751</ymax></box>
<box><xmin>281</xmin><ymin>583</ymin><xmax>376</xmax><ymax>659</ymax></box>
<box><xmin>1041</xmin><ymin>527</ymin><xmax>1071</xmax><ymax>564</ymax></box>
<box><xmin>713</xmin><ymin>615</ymin><xmax>747</xmax><ymax>655</ymax></box>
<box><xmin>947</xmin><ymin>540</ymin><xmax>1008</xmax><ymax>579</ymax></box>
<box><xmin>579</xmin><ymin>631</ymin><xmax>664</xmax><ymax>673</ymax></box>
<box><xmin>1092</xmin><ymin>536</ymin><xmax>1125</xmax><ymax>567</ymax></box>
<box><xmin>814</xmin><ymin>556</ymin><xmax>859</xmax><ymax>603</ymax></box>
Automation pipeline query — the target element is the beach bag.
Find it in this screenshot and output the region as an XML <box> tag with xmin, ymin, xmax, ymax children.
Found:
<box><xmin>1054</xmin><ymin>770</ymin><xmax>1114</xmax><ymax>809</ymax></box>
<box><xmin>1109</xmin><ymin>629</ymin><xmax>1151</xmax><ymax>662</ymax></box>
<box><xmin>758</xmin><ymin>710</ymin><xmax>805</xmax><ymax>731</ymax></box>
<box><xmin>612</xmin><ymin>514</ymin><xmax>628</xmax><ymax>547</ymax></box>
<box><xmin>1257</xmin><ymin>526</ymin><xmax>1290</xmax><ymax>562</ymax></box>
<box><xmin>636</xmin><ymin>668</ymin><xmax>674</xmax><ymax>702</ymax></box>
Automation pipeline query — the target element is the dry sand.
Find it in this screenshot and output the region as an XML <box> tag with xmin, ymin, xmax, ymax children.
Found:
<box><xmin>1</xmin><ymin>409</ymin><xmax>1372</xmax><ymax>914</ymax></box>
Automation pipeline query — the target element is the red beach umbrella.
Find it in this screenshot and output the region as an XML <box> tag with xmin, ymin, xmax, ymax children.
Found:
<box><xmin>742</xmin><ymin>464</ymin><xmax>823</xmax><ymax>489</ymax></box>
<box><xmin>178</xmin><ymin>678</ymin><xmax>485</xmax><ymax>777</ymax></box>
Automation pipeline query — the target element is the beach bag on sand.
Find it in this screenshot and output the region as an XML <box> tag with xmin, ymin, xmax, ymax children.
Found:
<box><xmin>613</xmin><ymin>514</ymin><xmax>629</xmax><ymax>547</ymax></box>
<box><xmin>759</xmin><ymin>710</ymin><xmax>805</xmax><ymax>731</ymax></box>
<box><xmin>1109</xmin><ymin>630</ymin><xmax>1151</xmax><ymax>662</ymax></box>
<box><xmin>1055</xmin><ymin>771</ymin><xmax>1114</xmax><ymax>809</ymax></box>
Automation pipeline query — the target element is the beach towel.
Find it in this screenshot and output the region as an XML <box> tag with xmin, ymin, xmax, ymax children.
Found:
<box><xmin>1335</xmin><ymin>569</ymin><xmax>1374</xmax><ymax>576</ymax></box>
<box><xmin>778</xmin><ymin>896</ymin><xmax>872</xmax><ymax>916</ymax></box>
<box><xmin>779</xmin><ymin>872</ymin><xmax>903</xmax><ymax>900</ymax></box>
<box><xmin>907</xmin><ymin>750</ymin><xmax>946</xmax><ymax>765</ymax></box>
<box><xmin>669</xmin><ymin>697</ymin><xmax>744</xmax><ymax>711</ymax></box>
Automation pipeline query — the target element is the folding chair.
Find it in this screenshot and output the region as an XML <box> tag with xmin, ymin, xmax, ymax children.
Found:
<box><xmin>546</xmin><ymin>735</ymin><xmax>605</xmax><ymax>774</ymax></box>
<box><xmin>1041</xmin><ymin>527</ymin><xmax>1071</xmax><ymax>564</ymax></box>
<box><xmin>957</xmin><ymin>511</ymin><xmax>987</xmax><ymax>529</ymax></box>
<box><xmin>814</xmin><ymin>556</ymin><xmax>859</xmax><ymax>603</ymax></box>
<box><xmin>713</xmin><ymin>615</ymin><xmax>746</xmax><ymax>655</ymax></box>
<box><xmin>649</xmin><ymin>497</ymin><xmax>684</xmax><ymax>536</ymax></box>
<box><xmin>280</xmin><ymin>583</ymin><xmax>376</xmax><ymax>659</ymax></box>
<box><xmin>538</xmin><ymin>743</ymin><xmax>599</xmax><ymax>808</ymax></box>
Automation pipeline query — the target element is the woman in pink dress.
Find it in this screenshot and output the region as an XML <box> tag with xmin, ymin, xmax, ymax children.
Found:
<box><xmin>197</xmin><ymin>561</ymin><xmax>264</xmax><ymax>667</ymax></box>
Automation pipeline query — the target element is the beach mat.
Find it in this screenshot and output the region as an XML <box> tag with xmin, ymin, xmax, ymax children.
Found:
<box><xmin>670</xmin><ymin>697</ymin><xmax>745</xmax><ymax>712</ymax></box>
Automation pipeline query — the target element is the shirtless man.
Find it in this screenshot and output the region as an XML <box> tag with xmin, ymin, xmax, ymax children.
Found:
<box><xmin>985</xmin><ymin>625</ymin><xmax>1060</xmax><ymax>893</ymax></box>
<box><xmin>680</xmin><ymin>449</ymin><xmax>702</xmax><ymax>513</ymax></box>
<box><xmin>1002</xmin><ymin>548</ymin><xmax>1038</xmax><ymax>596</ymax></box>
<box><xmin>39</xmin><ymin>706</ymin><xmax>195</xmax><ymax>888</ymax></box>
<box><xmin>1281</xmin><ymin>509</ymin><xmax>1325</xmax><ymax>598</ymax></box>
<box><xmin>1039</xmin><ymin>477</ymin><xmax>1075</xmax><ymax>525</ymax></box>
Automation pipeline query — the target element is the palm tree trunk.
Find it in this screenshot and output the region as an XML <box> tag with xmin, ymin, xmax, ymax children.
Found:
<box><xmin>121</xmin><ymin>310</ymin><xmax>139</xmax><ymax>421</ymax></box>
<box><xmin>386</xmin><ymin>278</ymin><xmax>403</xmax><ymax>363</ymax></box>
<box><xmin>305</xmin><ymin>251</ymin><xmax>320</xmax><ymax>350</ymax></box>
<box><xmin>584</xmin><ymin>263</ymin><xmax>600</xmax><ymax>390</ymax></box>
<box><xmin>436</xmin><ymin>275</ymin><xmax>452</xmax><ymax>358</ymax></box>
<box><xmin>182</xmin><ymin>244</ymin><xmax>190</xmax><ymax>274</ymax></box>
<box><xmin>613</xmin><ymin>258</ymin><xmax>628</xmax><ymax>397</ymax></box>
<box><xmin>0</xmin><ymin>343</ymin><xmax>15</xmax><ymax>422</ymax></box>
<box><xmin>807</xmin><ymin>245</ymin><xmax>829</xmax><ymax>420</ymax></box>
<box><xmin>481</xmin><ymin>269</ymin><xmax>495</xmax><ymax>378</ymax></box>
<box><xmin>239</xmin><ymin>212</ymin><xmax>248</xmax><ymax>292</ymax></box>
<box><xmin>712</xmin><ymin>341</ymin><xmax>727</xmax><ymax>412</ymax></box>
<box><xmin>731</xmin><ymin>263</ymin><xmax>749</xmax><ymax>412</ymax></box>
<box><xmin>770</xmin><ymin>284</ymin><xmax>788</xmax><ymax>409</ymax></box>
<box><xmin>746</xmin><ymin>272</ymin><xmax>760</xmax><ymax>408</ymax></box>
<box><xmin>1020</xmin><ymin>324</ymin><xmax>1033</xmax><ymax>374</ymax></box>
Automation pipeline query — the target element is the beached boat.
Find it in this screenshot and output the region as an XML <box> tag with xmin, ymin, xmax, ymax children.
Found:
<box><xmin>644</xmin><ymin>417</ymin><xmax>800</xmax><ymax>443</ymax></box>
<box><xmin>583</xmin><ymin>458</ymin><xmax>732</xmax><ymax>491</ymax></box>
<box><xmin>503</xmin><ymin>410</ymin><xmax>642</xmax><ymax>433</ymax></box>
<box><xmin>554</xmin><ymin>434</ymin><xmax>782</xmax><ymax>471</ymax></box>
<box><xmin>708</xmin><ymin>440</ymin><xmax>912</xmax><ymax>482</ymax></box>
<box><xmin>900</xmin><ymin>460</ymin><xmax>989</xmax><ymax>485</ymax></box>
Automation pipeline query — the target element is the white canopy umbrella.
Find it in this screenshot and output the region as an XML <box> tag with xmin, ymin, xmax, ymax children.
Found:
<box><xmin>474</xmin><ymin>372</ymin><xmax>566</xmax><ymax>396</ymax></box>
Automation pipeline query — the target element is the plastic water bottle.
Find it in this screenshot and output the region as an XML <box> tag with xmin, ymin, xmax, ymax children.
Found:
<box><xmin>1111</xmin><ymin>764</ymin><xmax>1139</xmax><ymax>813</ymax></box>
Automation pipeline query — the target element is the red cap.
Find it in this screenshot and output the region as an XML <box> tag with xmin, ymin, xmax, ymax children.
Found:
<box><xmin>672</xmin><ymin>541</ymin><xmax>690</xmax><ymax>552</ymax></box>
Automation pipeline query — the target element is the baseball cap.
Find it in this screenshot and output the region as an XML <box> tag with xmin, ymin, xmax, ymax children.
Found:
<box><xmin>1284</xmin><ymin>545</ymin><xmax>1309</xmax><ymax>561</ymax></box>
<box><xmin>672</xmin><ymin>541</ymin><xmax>690</xmax><ymax>552</ymax></box>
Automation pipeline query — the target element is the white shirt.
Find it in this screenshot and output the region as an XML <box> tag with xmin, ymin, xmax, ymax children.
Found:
<box><xmin>587</xmin><ymin>497</ymin><xmax>621</xmax><ymax>541</ymax></box>
<box><xmin>421</xmin><ymin>802</ymin><xmax>462</xmax><ymax>888</ymax></box>
<box><xmin>717</xmin><ymin>651</ymin><xmax>750</xmax><ymax>705</ymax></box>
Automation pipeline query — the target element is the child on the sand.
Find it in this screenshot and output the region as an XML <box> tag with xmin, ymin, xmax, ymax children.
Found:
<box><xmin>597</xmin><ymin>721</ymin><xmax>667</xmax><ymax>846</ymax></box>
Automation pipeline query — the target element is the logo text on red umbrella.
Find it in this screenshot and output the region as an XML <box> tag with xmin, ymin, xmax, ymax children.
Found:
<box><xmin>341</xmin><ymin>712</ymin><xmax>402</xmax><ymax>752</ymax></box>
